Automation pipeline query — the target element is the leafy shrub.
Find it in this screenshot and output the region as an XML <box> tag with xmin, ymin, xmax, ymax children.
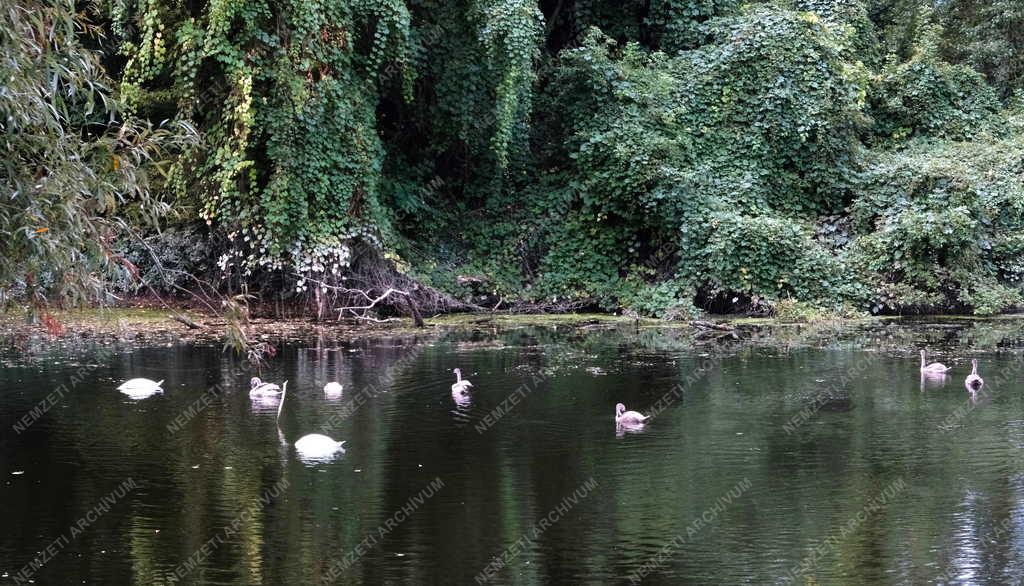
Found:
<box><xmin>531</xmin><ymin>9</ymin><xmax>868</xmax><ymax>309</ymax></box>
<box><xmin>618</xmin><ymin>278</ymin><xmax>698</xmax><ymax>318</ymax></box>
<box><xmin>771</xmin><ymin>299</ymin><xmax>864</xmax><ymax>322</ymax></box>
<box><xmin>794</xmin><ymin>0</ymin><xmax>880</xmax><ymax>65</ymax></box>
<box><xmin>869</xmin><ymin>57</ymin><xmax>1004</xmax><ymax>141</ymax></box>
<box><xmin>938</xmin><ymin>0</ymin><xmax>1024</xmax><ymax>99</ymax></box>
<box><xmin>115</xmin><ymin>0</ymin><xmax>541</xmax><ymax>287</ymax></box>
<box><xmin>118</xmin><ymin>227</ymin><xmax>220</xmax><ymax>295</ymax></box>
<box><xmin>704</xmin><ymin>213</ymin><xmax>862</xmax><ymax>305</ymax></box>
<box><xmin>849</xmin><ymin>130</ymin><xmax>1024</xmax><ymax>312</ymax></box>
<box><xmin>646</xmin><ymin>0</ymin><xmax>739</xmax><ymax>52</ymax></box>
<box><xmin>958</xmin><ymin>279</ymin><xmax>1021</xmax><ymax>316</ymax></box>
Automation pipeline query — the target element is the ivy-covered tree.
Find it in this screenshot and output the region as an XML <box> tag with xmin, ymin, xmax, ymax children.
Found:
<box><xmin>937</xmin><ymin>0</ymin><xmax>1024</xmax><ymax>99</ymax></box>
<box><xmin>110</xmin><ymin>0</ymin><xmax>542</xmax><ymax>292</ymax></box>
<box><xmin>10</xmin><ymin>0</ymin><xmax>1023</xmax><ymax>319</ymax></box>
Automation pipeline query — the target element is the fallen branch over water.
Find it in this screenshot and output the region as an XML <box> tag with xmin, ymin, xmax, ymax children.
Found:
<box><xmin>170</xmin><ymin>314</ymin><xmax>203</xmax><ymax>329</ymax></box>
<box><xmin>334</xmin><ymin>287</ymin><xmax>410</xmax><ymax>321</ymax></box>
<box><xmin>691</xmin><ymin>320</ymin><xmax>735</xmax><ymax>331</ymax></box>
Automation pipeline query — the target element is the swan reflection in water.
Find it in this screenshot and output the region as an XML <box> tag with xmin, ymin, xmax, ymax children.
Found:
<box><xmin>615</xmin><ymin>422</ymin><xmax>647</xmax><ymax>439</ymax></box>
<box><xmin>920</xmin><ymin>371</ymin><xmax>951</xmax><ymax>392</ymax></box>
<box><xmin>450</xmin><ymin>387</ymin><xmax>473</xmax><ymax>425</ymax></box>
<box><xmin>250</xmin><ymin>395</ymin><xmax>282</xmax><ymax>411</ymax></box>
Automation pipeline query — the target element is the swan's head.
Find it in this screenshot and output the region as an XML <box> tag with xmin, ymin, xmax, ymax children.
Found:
<box><xmin>972</xmin><ymin>358</ymin><xmax>978</xmax><ymax>368</ymax></box>
<box><xmin>615</xmin><ymin>403</ymin><xmax>626</xmax><ymax>416</ymax></box>
<box><xmin>453</xmin><ymin>368</ymin><xmax>462</xmax><ymax>377</ymax></box>
<box><xmin>250</xmin><ymin>377</ymin><xmax>263</xmax><ymax>389</ymax></box>
<box><xmin>920</xmin><ymin>350</ymin><xmax>926</xmax><ymax>358</ymax></box>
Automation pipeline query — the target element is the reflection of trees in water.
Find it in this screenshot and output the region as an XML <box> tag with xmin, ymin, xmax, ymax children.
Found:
<box><xmin>12</xmin><ymin>320</ymin><xmax>1024</xmax><ymax>583</ymax></box>
<box><xmin>740</xmin><ymin>318</ymin><xmax>1024</xmax><ymax>354</ymax></box>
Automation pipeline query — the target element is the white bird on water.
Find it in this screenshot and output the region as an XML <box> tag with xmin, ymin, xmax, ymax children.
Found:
<box><xmin>249</xmin><ymin>377</ymin><xmax>282</xmax><ymax>398</ymax></box>
<box><xmin>277</xmin><ymin>382</ymin><xmax>346</xmax><ymax>461</ymax></box>
<box><xmin>965</xmin><ymin>359</ymin><xmax>984</xmax><ymax>392</ymax></box>
<box><xmin>451</xmin><ymin>368</ymin><xmax>473</xmax><ymax>393</ymax></box>
<box><xmin>920</xmin><ymin>350</ymin><xmax>952</xmax><ymax>374</ymax></box>
<box><xmin>615</xmin><ymin>403</ymin><xmax>649</xmax><ymax>426</ymax></box>
<box><xmin>323</xmin><ymin>381</ymin><xmax>343</xmax><ymax>398</ymax></box>
<box><xmin>118</xmin><ymin>378</ymin><xmax>163</xmax><ymax>399</ymax></box>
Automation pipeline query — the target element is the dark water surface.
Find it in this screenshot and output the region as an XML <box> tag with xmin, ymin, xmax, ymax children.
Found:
<box><xmin>4</xmin><ymin>320</ymin><xmax>1024</xmax><ymax>585</ymax></box>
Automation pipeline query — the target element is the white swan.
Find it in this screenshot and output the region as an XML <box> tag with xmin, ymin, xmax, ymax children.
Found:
<box><xmin>249</xmin><ymin>377</ymin><xmax>282</xmax><ymax>398</ymax></box>
<box><xmin>294</xmin><ymin>434</ymin><xmax>346</xmax><ymax>457</ymax></box>
<box><xmin>615</xmin><ymin>403</ymin><xmax>649</xmax><ymax>426</ymax></box>
<box><xmin>452</xmin><ymin>385</ymin><xmax>472</xmax><ymax>407</ymax></box>
<box><xmin>920</xmin><ymin>350</ymin><xmax>952</xmax><ymax>374</ymax></box>
<box><xmin>451</xmin><ymin>368</ymin><xmax>473</xmax><ymax>393</ymax></box>
<box><xmin>965</xmin><ymin>359</ymin><xmax>984</xmax><ymax>392</ymax></box>
<box><xmin>277</xmin><ymin>383</ymin><xmax>345</xmax><ymax>461</ymax></box>
<box><xmin>118</xmin><ymin>378</ymin><xmax>163</xmax><ymax>399</ymax></box>
<box><xmin>323</xmin><ymin>382</ymin><xmax>343</xmax><ymax>398</ymax></box>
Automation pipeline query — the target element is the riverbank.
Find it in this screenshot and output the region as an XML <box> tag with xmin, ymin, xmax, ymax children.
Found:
<box><xmin>0</xmin><ymin>307</ymin><xmax>652</xmax><ymax>345</ymax></box>
<box><xmin>5</xmin><ymin>305</ymin><xmax>1024</xmax><ymax>350</ymax></box>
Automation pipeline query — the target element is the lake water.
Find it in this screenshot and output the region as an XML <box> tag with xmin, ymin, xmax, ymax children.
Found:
<box><xmin>3</xmin><ymin>319</ymin><xmax>1024</xmax><ymax>585</ymax></box>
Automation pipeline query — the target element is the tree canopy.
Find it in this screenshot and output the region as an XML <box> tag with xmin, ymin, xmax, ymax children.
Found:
<box><xmin>4</xmin><ymin>0</ymin><xmax>1023</xmax><ymax>317</ymax></box>
<box><xmin>1</xmin><ymin>0</ymin><xmax>191</xmax><ymax>316</ymax></box>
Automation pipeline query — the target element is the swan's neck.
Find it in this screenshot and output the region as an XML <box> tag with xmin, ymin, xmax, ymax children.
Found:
<box><xmin>455</xmin><ymin>370</ymin><xmax>462</xmax><ymax>383</ymax></box>
<box><xmin>920</xmin><ymin>353</ymin><xmax>926</xmax><ymax>368</ymax></box>
<box><xmin>971</xmin><ymin>362</ymin><xmax>978</xmax><ymax>375</ymax></box>
<box><xmin>276</xmin><ymin>383</ymin><xmax>287</xmax><ymax>422</ymax></box>
<box><xmin>276</xmin><ymin>384</ymin><xmax>288</xmax><ymax>445</ymax></box>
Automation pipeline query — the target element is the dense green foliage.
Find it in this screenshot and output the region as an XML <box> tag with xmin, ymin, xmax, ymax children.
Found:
<box><xmin>937</xmin><ymin>0</ymin><xmax>1023</xmax><ymax>99</ymax></box>
<box><xmin>1</xmin><ymin>0</ymin><xmax>190</xmax><ymax>313</ymax></box>
<box><xmin>869</xmin><ymin>56</ymin><xmax>1004</xmax><ymax>141</ymax></box>
<box><xmin>6</xmin><ymin>0</ymin><xmax>1024</xmax><ymax>317</ymax></box>
<box><xmin>850</xmin><ymin>120</ymin><xmax>1024</xmax><ymax>314</ymax></box>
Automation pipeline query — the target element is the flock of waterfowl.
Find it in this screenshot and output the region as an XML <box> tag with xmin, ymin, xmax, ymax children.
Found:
<box><xmin>114</xmin><ymin>370</ymin><xmax>480</xmax><ymax>462</ymax></box>
<box><xmin>116</xmin><ymin>375</ymin><xmax>350</xmax><ymax>461</ymax></box>
<box><xmin>921</xmin><ymin>349</ymin><xmax>985</xmax><ymax>392</ymax></box>
<box><xmin>114</xmin><ymin>347</ymin><xmax>987</xmax><ymax>459</ymax></box>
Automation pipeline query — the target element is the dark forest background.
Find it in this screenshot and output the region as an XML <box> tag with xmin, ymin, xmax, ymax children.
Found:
<box><xmin>4</xmin><ymin>0</ymin><xmax>1023</xmax><ymax>319</ymax></box>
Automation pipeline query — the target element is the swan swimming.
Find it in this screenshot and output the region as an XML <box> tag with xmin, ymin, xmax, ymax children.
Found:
<box><xmin>118</xmin><ymin>378</ymin><xmax>163</xmax><ymax>399</ymax></box>
<box><xmin>277</xmin><ymin>382</ymin><xmax>345</xmax><ymax>461</ymax></box>
<box><xmin>965</xmin><ymin>359</ymin><xmax>984</xmax><ymax>392</ymax></box>
<box><xmin>451</xmin><ymin>368</ymin><xmax>473</xmax><ymax>393</ymax></box>
<box><xmin>452</xmin><ymin>385</ymin><xmax>472</xmax><ymax>408</ymax></box>
<box><xmin>294</xmin><ymin>434</ymin><xmax>346</xmax><ymax>458</ymax></box>
<box><xmin>920</xmin><ymin>350</ymin><xmax>952</xmax><ymax>374</ymax></box>
<box><xmin>117</xmin><ymin>379</ymin><xmax>161</xmax><ymax>397</ymax></box>
<box><xmin>323</xmin><ymin>381</ymin><xmax>343</xmax><ymax>398</ymax></box>
<box><xmin>615</xmin><ymin>403</ymin><xmax>649</xmax><ymax>426</ymax></box>
<box><xmin>249</xmin><ymin>377</ymin><xmax>282</xmax><ymax>398</ymax></box>
<box><xmin>118</xmin><ymin>378</ymin><xmax>163</xmax><ymax>392</ymax></box>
